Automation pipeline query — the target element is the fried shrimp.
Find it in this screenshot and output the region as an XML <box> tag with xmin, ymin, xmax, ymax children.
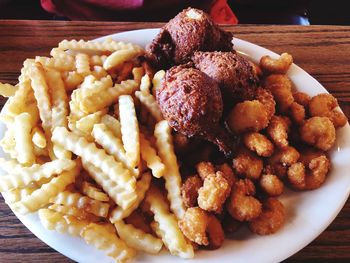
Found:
<box><xmin>198</xmin><ymin>171</ymin><xmax>231</xmax><ymax>213</ymax></box>
<box><xmin>267</xmin><ymin>115</ymin><xmax>291</xmax><ymax>148</ymax></box>
<box><xmin>243</xmin><ymin>132</ymin><xmax>274</xmax><ymax>157</ymax></box>
<box><xmin>309</xmin><ymin>93</ymin><xmax>348</xmax><ymax>128</ymax></box>
<box><xmin>179</xmin><ymin>207</ymin><xmax>224</xmax><ymax>248</ymax></box>
<box><xmin>287</xmin><ymin>155</ymin><xmax>330</xmax><ymax>190</ymax></box>
<box><xmin>232</xmin><ymin>148</ymin><xmax>263</xmax><ymax>180</ymax></box>
<box><xmin>289</xmin><ymin>102</ymin><xmax>305</xmax><ymax>124</ymax></box>
<box><xmin>255</xmin><ymin>87</ymin><xmax>276</xmax><ymax>121</ymax></box>
<box><xmin>181</xmin><ymin>175</ymin><xmax>203</xmax><ymax>208</ymax></box>
<box><xmin>196</xmin><ymin>161</ymin><xmax>215</xmax><ymax>180</ymax></box>
<box><xmin>227</xmin><ymin>100</ymin><xmax>269</xmax><ymax>134</ymax></box>
<box><xmin>267</xmin><ymin>146</ymin><xmax>300</xmax><ymax>178</ymax></box>
<box><xmin>260</xmin><ymin>174</ymin><xmax>284</xmax><ymax>197</ymax></box>
<box><xmin>293</xmin><ymin>91</ymin><xmax>311</xmax><ymax>107</ymax></box>
<box><xmin>248</xmin><ymin>198</ymin><xmax>285</xmax><ymax>235</ymax></box>
<box><xmin>300</xmin><ymin>116</ymin><xmax>336</xmax><ymax>151</ymax></box>
<box><xmin>260</xmin><ymin>53</ymin><xmax>293</xmax><ymax>74</ymax></box>
<box><xmin>264</xmin><ymin>74</ymin><xmax>294</xmax><ymax>113</ymax></box>
<box><xmin>216</xmin><ymin>163</ymin><xmax>236</xmax><ymax>187</ymax></box>
<box><xmin>227</xmin><ymin>179</ymin><xmax>262</xmax><ymax>222</ymax></box>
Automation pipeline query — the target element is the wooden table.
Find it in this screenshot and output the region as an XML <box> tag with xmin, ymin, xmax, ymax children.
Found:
<box><xmin>0</xmin><ymin>20</ymin><xmax>349</xmax><ymax>262</ymax></box>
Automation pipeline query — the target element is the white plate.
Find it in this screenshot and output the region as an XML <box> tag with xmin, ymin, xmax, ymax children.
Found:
<box><xmin>1</xmin><ymin>28</ymin><xmax>350</xmax><ymax>263</ymax></box>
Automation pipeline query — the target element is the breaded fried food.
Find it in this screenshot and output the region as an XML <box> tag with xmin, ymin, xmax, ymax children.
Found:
<box><xmin>260</xmin><ymin>53</ymin><xmax>293</xmax><ymax>74</ymax></box>
<box><xmin>243</xmin><ymin>132</ymin><xmax>274</xmax><ymax>157</ymax></box>
<box><xmin>267</xmin><ymin>115</ymin><xmax>291</xmax><ymax>148</ymax></box>
<box><xmin>300</xmin><ymin>116</ymin><xmax>336</xmax><ymax>151</ymax></box>
<box><xmin>267</xmin><ymin>146</ymin><xmax>300</xmax><ymax>178</ymax></box>
<box><xmin>196</xmin><ymin>161</ymin><xmax>215</xmax><ymax>180</ymax></box>
<box><xmin>179</xmin><ymin>207</ymin><xmax>224</xmax><ymax>248</ymax></box>
<box><xmin>156</xmin><ymin>65</ymin><xmax>233</xmax><ymax>155</ymax></box>
<box><xmin>249</xmin><ymin>198</ymin><xmax>285</xmax><ymax>235</ymax></box>
<box><xmin>146</xmin><ymin>8</ymin><xmax>233</xmax><ymax>68</ymax></box>
<box><xmin>192</xmin><ymin>51</ymin><xmax>258</xmax><ymax>106</ymax></box>
<box><xmin>260</xmin><ymin>174</ymin><xmax>284</xmax><ymax>197</ymax></box>
<box><xmin>288</xmin><ymin>102</ymin><xmax>306</xmax><ymax>124</ymax></box>
<box><xmin>233</xmin><ymin>147</ymin><xmax>263</xmax><ymax>180</ymax></box>
<box><xmin>255</xmin><ymin>87</ymin><xmax>276</xmax><ymax>121</ymax></box>
<box><xmin>227</xmin><ymin>100</ymin><xmax>269</xmax><ymax>134</ymax></box>
<box><xmin>215</xmin><ymin>163</ymin><xmax>236</xmax><ymax>188</ymax></box>
<box><xmin>198</xmin><ymin>171</ymin><xmax>231</xmax><ymax>214</ymax></box>
<box><xmin>227</xmin><ymin>179</ymin><xmax>262</xmax><ymax>222</ymax></box>
<box><xmin>181</xmin><ymin>175</ymin><xmax>203</xmax><ymax>208</ymax></box>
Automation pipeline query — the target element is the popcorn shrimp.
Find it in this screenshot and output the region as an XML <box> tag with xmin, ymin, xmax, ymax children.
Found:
<box><xmin>260</xmin><ymin>53</ymin><xmax>293</xmax><ymax>74</ymax></box>
<box><xmin>300</xmin><ymin>116</ymin><xmax>336</xmax><ymax>151</ymax></box>
<box><xmin>196</xmin><ymin>161</ymin><xmax>215</xmax><ymax>180</ymax></box>
<box><xmin>267</xmin><ymin>115</ymin><xmax>291</xmax><ymax>148</ymax></box>
<box><xmin>243</xmin><ymin>132</ymin><xmax>274</xmax><ymax>157</ymax></box>
<box><xmin>226</xmin><ymin>179</ymin><xmax>262</xmax><ymax>222</ymax></box>
<box><xmin>255</xmin><ymin>87</ymin><xmax>276</xmax><ymax>120</ymax></box>
<box><xmin>260</xmin><ymin>174</ymin><xmax>284</xmax><ymax>197</ymax></box>
<box><xmin>293</xmin><ymin>91</ymin><xmax>311</xmax><ymax>107</ymax></box>
<box><xmin>267</xmin><ymin>146</ymin><xmax>300</xmax><ymax>178</ymax></box>
<box><xmin>249</xmin><ymin>198</ymin><xmax>285</xmax><ymax>235</ymax></box>
<box><xmin>289</xmin><ymin>102</ymin><xmax>305</xmax><ymax>124</ymax></box>
<box><xmin>309</xmin><ymin>93</ymin><xmax>348</xmax><ymax>128</ymax></box>
<box><xmin>215</xmin><ymin>163</ymin><xmax>236</xmax><ymax>187</ymax></box>
<box><xmin>233</xmin><ymin>148</ymin><xmax>263</xmax><ymax>180</ymax></box>
<box><xmin>181</xmin><ymin>175</ymin><xmax>203</xmax><ymax>208</ymax></box>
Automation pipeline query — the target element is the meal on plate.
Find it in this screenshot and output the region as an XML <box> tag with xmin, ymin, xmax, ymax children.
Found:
<box><xmin>0</xmin><ymin>7</ymin><xmax>347</xmax><ymax>263</ymax></box>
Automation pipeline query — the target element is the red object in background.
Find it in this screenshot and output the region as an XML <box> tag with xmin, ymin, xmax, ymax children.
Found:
<box><xmin>210</xmin><ymin>0</ymin><xmax>238</xmax><ymax>24</ymax></box>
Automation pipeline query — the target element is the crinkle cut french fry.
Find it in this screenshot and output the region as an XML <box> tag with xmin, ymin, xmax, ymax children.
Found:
<box><xmin>0</xmin><ymin>82</ymin><xmax>18</xmax><ymax>97</ymax></box>
<box><xmin>82</xmin><ymin>160</ymin><xmax>137</xmax><ymax>210</ymax></box>
<box><xmin>145</xmin><ymin>185</ymin><xmax>194</xmax><ymax>259</ymax></box>
<box><xmin>0</xmin><ymin>158</ymin><xmax>22</xmax><ymax>173</ymax></box>
<box><xmin>139</xmin><ymin>74</ymin><xmax>151</xmax><ymax>94</ymax></box>
<box><xmin>75</xmin><ymin>53</ymin><xmax>91</xmax><ymax>76</ymax></box>
<box><xmin>76</xmin><ymin>111</ymin><xmax>105</xmax><ymax>136</ymax></box>
<box><xmin>91</xmin><ymin>66</ymin><xmax>108</xmax><ymax>79</ymax></box>
<box><xmin>103</xmin><ymin>48</ymin><xmax>144</xmax><ymax>71</ymax></box>
<box><xmin>80</xmin><ymin>79</ymin><xmax>138</xmax><ymax>114</ymax></box>
<box><xmin>89</xmin><ymin>55</ymin><xmax>107</xmax><ymax>66</ymax></box>
<box><xmin>100</xmin><ymin>114</ymin><xmax>122</xmax><ymax>138</ymax></box>
<box><xmin>2</xmin><ymin>187</ymin><xmax>37</xmax><ymax>204</ymax></box>
<box><xmin>0</xmin><ymin>159</ymin><xmax>76</xmax><ymax>192</ymax></box>
<box><xmin>14</xmin><ymin>112</ymin><xmax>35</xmax><ymax>165</ymax></box>
<box><xmin>50</xmin><ymin>191</ymin><xmax>109</xmax><ymax>217</ymax></box>
<box><xmin>35</xmin><ymin>56</ymin><xmax>75</xmax><ymax>71</ymax></box>
<box><xmin>11</xmin><ymin>164</ymin><xmax>80</xmax><ymax>214</ymax></box>
<box><xmin>119</xmin><ymin>95</ymin><xmax>140</xmax><ymax>169</ymax></box>
<box><xmin>38</xmin><ymin>209</ymin><xmax>89</xmax><ymax>236</ymax></box>
<box><xmin>152</xmin><ymin>70</ymin><xmax>165</xmax><ymax>94</ymax></box>
<box><xmin>31</xmin><ymin>127</ymin><xmax>47</xmax><ymax>149</ymax></box>
<box><xmin>135</xmin><ymin>91</ymin><xmax>163</xmax><ymax>122</ymax></box>
<box><xmin>109</xmin><ymin>172</ymin><xmax>151</xmax><ymax>222</ymax></box>
<box><xmin>0</xmin><ymin>129</ymin><xmax>17</xmax><ymax>159</ymax></box>
<box><xmin>139</xmin><ymin>133</ymin><xmax>165</xmax><ymax>178</ymax></box>
<box><xmin>81</xmin><ymin>181</ymin><xmax>109</xmax><ymax>202</ymax></box>
<box><xmin>154</xmin><ymin>120</ymin><xmax>186</xmax><ymax>219</ymax></box>
<box><xmin>114</xmin><ymin>220</ymin><xmax>163</xmax><ymax>254</ymax></box>
<box><xmin>61</xmin><ymin>71</ymin><xmax>84</xmax><ymax>91</ymax></box>
<box><xmin>52</xmin><ymin>127</ymin><xmax>136</xmax><ymax>191</ymax></box>
<box><xmin>81</xmin><ymin>223</ymin><xmax>135</xmax><ymax>263</ymax></box>
<box><xmin>48</xmin><ymin>204</ymin><xmax>100</xmax><ymax>222</ymax></box>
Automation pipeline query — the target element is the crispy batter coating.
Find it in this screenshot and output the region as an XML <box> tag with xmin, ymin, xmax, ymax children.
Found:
<box><xmin>255</xmin><ymin>87</ymin><xmax>276</xmax><ymax>121</ymax></box>
<box><xmin>309</xmin><ymin>93</ymin><xmax>348</xmax><ymax>128</ymax></box>
<box><xmin>264</xmin><ymin>74</ymin><xmax>294</xmax><ymax>113</ymax></box>
<box><xmin>267</xmin><ymin>146</ymin><xmax>300</xmax><ymax>178</ymax></box>
<box><xmin>267</xmin><ymin>115</ymin><xmax>291</xmax><ymax>148</ymax></box>
<box><xmin>179</xmin><ymin>207</ymin><xmax>224</xmax><ymax>248</ymax></box>
<box><xmin>227</xmin><ymin>100</ymin><xmax>269</xmax><ymax>134</ymax></box>
<box><xmin>260</xmin><ymin>53</ymin><xmax>293</xmax><ymax>74</ymax></box>
<box><xmin>249</xmin><ymin>198</ymin><xmax>285</xmax><ymax>235</ymax></box>
<box><xmin>300</xmin><ymin>116</ymin><xmax>336</xmax><ymax>151</ymax></box>
<box><xmin>293</xmin><ymin>91</ymin><xmax>311</xmax><ymax>107</ymax></box>
<box><xmin>227</xmin><ymin>179</ymin><xmax>262</xmax><ymax>222</ymax></box>
<box><xmin>260</xmin><ymin>174</ymin><xmax>284</xmax><ymax>197</ymax></box>
<box><xmin>288</xmin><ymin>155</ymin><xmax>330</xmax><ymax>190</ymax></box>
<box><xmin>243</xmin><ymin>132</ymin><xmax>274</xmax><ymax>157</ymax></box>
<box><xmin>196</xmin><ymin>161</ymin><xmax>216</xmax><ymax>180</ymax></box>
<box><xmin>289</xmin><ymin>102</ymin><xmax>306</xmax><ymax>125</ymax></box>
<box><xmin>181</xmin><ymin>175</ymin><xmax>203</xmax><ymax>208</ymax></box>
<box><xmin>233</xmin><ymin>148</ymin><xmax>263</xmax><ymax>180</ymax></box>
<box><xmin>198</xmin><ymin>171</ymin><xmax>231</xmax><ymax>214</ymax></box>
<box><xmin>216</xmin><ymin>163</ymin><xmax>236</xmax><ymax>187</ymax></box>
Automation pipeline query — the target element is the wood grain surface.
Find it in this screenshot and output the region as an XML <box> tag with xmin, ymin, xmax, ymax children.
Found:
<box><xmin>0</xmin><ymin>20</ymin><xmax>349</xmax><ymax>263</ymax></box>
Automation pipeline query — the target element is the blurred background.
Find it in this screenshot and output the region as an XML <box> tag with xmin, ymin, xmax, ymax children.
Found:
<box><xmin>0</xmin><ymin>0</ymin><xmax>349</xmax><ymax>25</ymax></box>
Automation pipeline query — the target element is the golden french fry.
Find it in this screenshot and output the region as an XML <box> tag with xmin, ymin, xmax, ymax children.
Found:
<box><xmin>52</xmin><ymin>127</ymin><xmax>136</xmax><ymax>191</ymax></box>
<box><xmin>50</xmin><ymin>191</ymin><xmax>109</xmax><ymax>218</ymax></box>
<box><xmin>135</xmin><ymin>91</ymin><xmax>163</xmax><ymax>122</ymax></box>
<box><xmin>100</xmin><ymin>114</ymin><xmax>121</xmax><ymax>138</ymax></box>
<box><xmin>14</xmin><ymin>112</ymin><xmax>35</xmax><ymax>165</ymax></box>
<box><xmin>145</xmin><ymin>185</ymin><xmax>194</xmax><ymax>258</ymax></box>
<box><xmin>82</xmin><ymin>160</ymin><xmax>137</xmax><ymax>210</ymax></box>
<box><xmin>38</xmin><ymin>209</ymin><xmax>90</xmax><ymax>236</ymax></box>
<box><xmin>81</xmin><ymin>181</ymin><xmax>109</xmax><ymax>202</ymax></box>
<box><xmin>0</xmin><ymin>158</ymin><xmax>22</xmax><ymax>173</ymax></box>
<box><xmin>109</xmin><ymin>172</ymin><xmax>151</xmax><ymax>222</ymax></box>
<box><xmin>154</xmin><ymin>120</ymin><xmax>185</xmax><ymax>219</ymax></box>
<box><xmin>48</xmin><ymin>204</ymin><xmax>100</xmax><ymax>222</ymax></box>
<box><xmin>31</xmin><ymin>127</ymin><xmax>47</xmax><ymax>149</ymax></box>
<box><xmin>75</xmin><ymin>53</ymin><xmax>91</xmax><ymax>76</ymax></box>
<box><xmin>1</xmin><ymin>187</ymin><xmax>37</xmax><ymax>204</ymax></box>
<box><xmin>35</xmin><ymin>56</ymin><xmax>75</xmax><ymax>71</ymax></box>
<box><xmin>0</xmin><ymin>159</ymin><xmax>76</xmax><ymax>192</ymax></box>
<box><xmin>75</xmin><ymin>110</ymin><xmax>106</xmax><ymax>136</ymax></box>
<box><xmin>139</xmin><ymin>133</ymin><xmax>165</xmax><ymax>178</ymax></box>
<box><xmin>119</xmin><ymin>95</ymin><xmax>140</xmax><ymax>168</ymax></box>
<box><xmin>61</xmin><ymin>71</ymin><xmax>84</xmax><ymax>91</ymax></box>
<box><xmin>91</xmin><ymin>65</ymin><xmax>108</xmax><ymax>79</ymax></box>
<box><xmin>152</xmin><ymin>70</ymin><xmax>165</xmax><ymax>94</ymax></box>
<box><xmin>81</xmin><ymin>223</ymin><xmax>135</xmax><ymax>262</ymax></box>
<box><xmin>0</xmin><ymin>82</ymin><xmax>18</xmax><ymax>97</ymax></box>
<box><xmin>103</xmin><ymin>48</ymin><xmax>144</xmax><ymax>71</ymax></box>
<box><xmin>114</xmin><ymin>220</ymin><xmax>163</xmax><ymax>254</ymax></box>
<box><xmin>0</xmin><ymin>129</ymin><xmax>17</xmax><ymax>159</ymax></box>
<box><xmin>11</xmin><ymin>165</ymin><xmax>80</xmax><ymax>214</ymax></box>
<box><xmin>89</xmin><ymin>55</ymin><xmax>107</xmax><ymax>66</ymax></box>
<box><xmin>139</xmin><ymin>74</ymin><xmax>151</xmax><ymax>94</ymax></box>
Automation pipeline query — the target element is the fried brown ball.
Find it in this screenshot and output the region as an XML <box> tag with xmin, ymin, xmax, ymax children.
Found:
<box><xmin>260</xmin><ymin>174</ymin><xmax>284</xmax><ymax>197</ymax></box>
<box><xmin>156</xmin><ymin>65</ymin><xmax>234</xmax><ymax>155</ymax></box>
<box><xmin>146</xmin><ymin>8</ymin><xmax>233</xmax><ymax>68</ymax></box>
<box><xmin>192</xmin><ymin>51</ymin><xmax>258</xmax><ymax>106</ymax></box>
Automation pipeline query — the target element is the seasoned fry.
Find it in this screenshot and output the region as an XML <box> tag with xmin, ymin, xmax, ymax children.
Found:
<box><xmin>114</xmin><ymin>220</ymin><xmax>163</xmax><ymax>254</ymax></box>
<box><xmin>14</xmin><ymin>112</ymin><xmax>35</xmax><ymax>165</ymax></box>
<box><xmin>154</xmin><ymin>120</ymin><xmax>185</xmax><ymax>219</ymax></box>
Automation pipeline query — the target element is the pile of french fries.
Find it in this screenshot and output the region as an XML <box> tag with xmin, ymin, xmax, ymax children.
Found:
<box><xmin>0</xmin><ymin>38</ymin><xmax>194</xmax><ymax>262</ymax></box>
